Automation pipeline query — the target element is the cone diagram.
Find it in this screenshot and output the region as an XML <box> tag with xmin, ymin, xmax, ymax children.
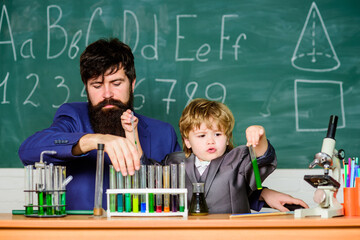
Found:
<box><xmin>291</xmin><ymin>2</ymin><xmax>340</xmax><ymax>72</ymax></box>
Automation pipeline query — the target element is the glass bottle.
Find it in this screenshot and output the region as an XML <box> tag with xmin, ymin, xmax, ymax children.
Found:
<box><xmin>189</xmin><ymin>183</ymin><xmax>208</xmax><ymax>216</ymax></box>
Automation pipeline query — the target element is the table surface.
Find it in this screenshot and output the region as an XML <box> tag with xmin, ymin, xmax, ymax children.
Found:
<box><xmin>1</xmin><ymin>213</ymin><xmax>360</xmax><ymax>228</ymax></box>
<box><xmin>1</xmin><ymin>213</ymin><xmax>360</xmax><ymax>240</ymax></box>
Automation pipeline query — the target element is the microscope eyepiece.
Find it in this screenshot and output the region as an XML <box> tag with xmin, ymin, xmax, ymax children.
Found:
<box><xmin>326</xmin><ymin>115</ymin><xmax>338</xmax><ymax>139</ymax></box>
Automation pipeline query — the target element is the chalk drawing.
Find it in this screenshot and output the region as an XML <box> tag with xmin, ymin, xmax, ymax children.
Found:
<box><xmin>291</xmin><ymin>2</ymin><xmax>340</xmax><ymax>72</ymax></box>
<box><xmin>294</xmin><ymin>79</ymin><xmax>345</xmax><ymax>132</ymax></box>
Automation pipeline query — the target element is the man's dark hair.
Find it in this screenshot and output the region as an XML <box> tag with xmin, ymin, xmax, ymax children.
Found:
<box><xmin>80</xmin><ymin>38</ymin><xmax>136</xmax><ymax>85</ymax></box>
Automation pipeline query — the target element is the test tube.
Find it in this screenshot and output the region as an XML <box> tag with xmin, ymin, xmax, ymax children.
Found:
<box><xmin>163</xmin><ymin>166</ymin><xmax>170</xmax><ymax>212</ymax></box>
<box><xmin>35</xmin><ymin>166</ymin><xmax>45</xmax><ymax>216</ymax></box>
<box><xmin>170</xmin><ymin>164</ymin><xmax>178</xmax><ymax>212</ymax></box>
<box><xmin>179</xmin><ymin>162</ymin><xmax>185</xmax><ymax>212</ymax></box>
<box><xmin>155</xmin><ymin>165</ymin><xmax>163</xmax><ymax>213</ymax></box>
<box><xmin>140</xmin><ymin>165</ymin><xmax>147</xmax><ymax>213</ymax></box>
<box><xmin>60</xmin><ymin>166</ymin><xmax>66</xmax><ymax>215</ymax></box>
<box><xmin>132</xmin><ymin>170</ymin><xmax>139</xmax><ymax>213</ymax></box>
<box><xmin>116</xmin><ymin>171</ymin><xmax>124</xmax><ymax>212</ymax></box>
<box><xmin>45</xmin><ymin>163</ymin><xmax>54</xmax><ymax>215</ymax></box>
<box><xmin>94</xmin><ymin>143</ymin><xmax>105</xmax><ymax>216</ymax></box>
<box><xmin>125</xmin><ymin>174</ymin><xmax>132</xmax><ymax>212</ymax></box>
<box><xmin>109</xmin><ymin>165</ymin><xmax>116</xmax><ymax>212</ymax></box>
<box><xmin>147</xmin><ymin>165</ymin><xmax>155</xmax><ymax>213</ymax></box>
<box><xmin>54</xmin><ymin>166</ymin><xmax>60</xmax><ymax>215</ymax></box>
<box><xmin>249</xmin><ymin>145</ymin><xmax>262</xmax><ymax>190</ymax></box>
<box><xmin>24</xmin><ymin>165</ymin><xmax>34</xmax><ymax>215</ymax></box>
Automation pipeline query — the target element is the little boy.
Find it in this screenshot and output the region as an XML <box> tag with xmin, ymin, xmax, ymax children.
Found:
<box><xmin>122</xmin><ymin>98</ymin><xmax>308</xmax><ymax>213</ymax></box>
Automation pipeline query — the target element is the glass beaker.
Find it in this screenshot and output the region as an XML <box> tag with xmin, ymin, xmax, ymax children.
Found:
<box><xmin>189</xmin><ymin>183</ymin><xmax>208</xmax><ymax>216</ymax></box>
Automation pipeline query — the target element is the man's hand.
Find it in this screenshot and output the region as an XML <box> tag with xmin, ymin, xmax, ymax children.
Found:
<box><xmin>121</xmin><ymin>109</ymin><xmax>138</xmax><ymax>133</ymax></box>
<box><xmin>260</xmin><ymin>188</ymin><xmax>309</xmax><ymax>212</ymax></box>
<box><xmin>121</xmin><ymin>109</ymin><xmax>143</xmax><ymax>157</ymax></box>
<box><xmin>72</xmin><ymin>133</ymin><xmax>140</xmax><ymax>176</ymax></box>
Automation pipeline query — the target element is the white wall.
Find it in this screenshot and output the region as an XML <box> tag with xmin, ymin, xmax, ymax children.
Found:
<box><xmin>0</xmin><ymin>168</ymin><xmax>24</xmax><ymax>213</ymax></box>
<box><xmin>0</xmin><ymin>168</ymin><xmax>344</xmax><ymax>213</ymax></box>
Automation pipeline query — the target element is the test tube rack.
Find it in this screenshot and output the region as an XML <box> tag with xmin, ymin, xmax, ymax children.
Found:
<box><xmin>24</xmin><ymin>189</ymin><xmax>67</xmax><ymax>218</ymax></box>
<box><xmin>106</xmin><ymin>188</ymin><xmax>188</xmax><ymax>218</ymax></box>
<box><xmin>23</xmin><ymin>155</ymin><xmax>69</xmax><ymax>218</ymax></box>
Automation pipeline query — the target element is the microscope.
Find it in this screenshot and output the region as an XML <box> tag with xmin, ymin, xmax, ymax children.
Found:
<box><xmin>295</xmin><ymin>115</ymin><xmax>345</xmax><ymax>219</ymax></box>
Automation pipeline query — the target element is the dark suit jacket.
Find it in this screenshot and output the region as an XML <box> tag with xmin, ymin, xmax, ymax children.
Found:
<box><xmin>163</xmin><ymin>145</ymin><xmax>277</xmax><ymax>214</ymax></box>
<box><xmin>18</xmin><ymin>102</ymin><xmax>181</xmax><ymax>210</ymax></box>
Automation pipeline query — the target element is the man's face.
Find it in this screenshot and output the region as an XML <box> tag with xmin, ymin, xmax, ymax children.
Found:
<box><xmin>87</xmin><ymin>68</ymin><xmax>135</xmax><ymax>108</ymax></box>
<box><xmin>87</xmin><ymin>68</ymin><xmax>136</xmax><ymax>136</ymax></box>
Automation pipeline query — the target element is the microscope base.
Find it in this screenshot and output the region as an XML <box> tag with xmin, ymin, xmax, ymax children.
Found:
<box><xmin>294</xmin><ymin>205</ymin><xmax>343</xmax><ymax>219</ymax></box>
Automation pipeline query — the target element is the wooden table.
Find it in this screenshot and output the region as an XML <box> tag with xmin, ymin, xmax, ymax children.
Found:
<box><xmin>1</xmin><ymin>213</ymin><xmax>360</xmax><ymax>240</ymax></box>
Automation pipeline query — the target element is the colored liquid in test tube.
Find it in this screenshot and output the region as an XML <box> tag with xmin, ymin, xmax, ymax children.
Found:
<box><xmin>45</xmin><ymin>164</ymin><xmax>55</xmax><ymax>215</ymax></box>
<box><xmin>249</xmin><ymin>145</ymin><xmax>262</xmax><ymax>190</ymax></box>
<box><xmin>125</xmin><ymin>174</ymin><xmax>132</xmax><ymax>212</ymax></box>
<box><xmin>60</xmin><ymin>166</ymin><xmax>67</xmax><ymax>215</ymax></box>
<box><xmin>132</xmin><ymin>170</ymin><xmax>139</xmax><ymax>213</ymax></box>
<box><xmin>179</xmin><ymin>162</ymin><xmax>185</xmax><ymax>212</ymax></box>
<box><xmin>170</xmin><ymin>164</ymin><xmax>178</xmax><ymax>212</ymax></box>
<box><xmin>147</xmin><ymin>165</ymin><xmax>155</xmax><ymax>213</ymax></box>
<box><xmin>36</xmin><ymin>166</ymin><xmax>45</xmax><ymax>216</ymax></box>
<box><xmin>109</xmin><ymin>165</ymin><xmax>116</xmax><ymax>212</ymax></box>
<box><xmin>54</xmin><ymin>166</ymin><xmax>60</xmax><ymax>215</ymax></box>
<box><xmin>163</xmin><ymin>166</ymin><xmax>170</xmax><ymax>212</ymax></box>
<box><xmin>116</xmin><ymin>171</ymin><xmax>124</xmax><ymax>212</ymax></box>
<box><xmin>140</xmin><ymin>165</ymin><xmax>147</xmax><ymax>213</ymax></box>
<box><xmin>155</xmin><ymin>165</ymin><xmax>163</xmax><ymax>213</ymax></box>
<box><xmin>24</xmin><ymin>165</ymin><xmax>34</xmax><ymax>215</ymax></box>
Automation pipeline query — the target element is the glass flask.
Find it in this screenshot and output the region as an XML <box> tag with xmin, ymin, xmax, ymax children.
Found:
<box><xmin>189</xmin><ymin>183</ymin><xmax>208</xmax><ymax>216</ymax></box>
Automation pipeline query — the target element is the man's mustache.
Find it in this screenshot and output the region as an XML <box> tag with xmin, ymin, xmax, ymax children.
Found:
<box><xmin>93</xmin><ymin>98</ymin><xmax>129</xmax><ymax>111</ymax></box>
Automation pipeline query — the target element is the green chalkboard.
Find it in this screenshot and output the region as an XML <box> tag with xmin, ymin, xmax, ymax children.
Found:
<box><xmin>1</xmin><ymin>0</ymin><xmax>360</xmax><ymax>168</ymax></box>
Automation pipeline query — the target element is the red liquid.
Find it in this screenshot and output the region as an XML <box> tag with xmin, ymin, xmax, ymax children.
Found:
<box><xmin>156</xmin><ymin>205</ymin><xmax>162</xmax><ymax>213</ymax></box>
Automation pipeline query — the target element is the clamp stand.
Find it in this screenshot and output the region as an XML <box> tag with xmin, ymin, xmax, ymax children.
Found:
<box><xmin>295</xmin><ymin>115</ymin><xmax>344</xmax><ymax>219</ymax></box>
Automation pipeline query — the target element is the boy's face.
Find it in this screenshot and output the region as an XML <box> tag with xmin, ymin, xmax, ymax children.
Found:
<box><xmin>184</xmin><ymin>121</ymin><xmax>228</xmax><ymax>162</ymax></box>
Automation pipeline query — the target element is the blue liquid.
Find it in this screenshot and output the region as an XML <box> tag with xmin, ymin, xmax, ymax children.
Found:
<box><xmin>117</xmin><ymin>194</ymin><xmax>123</xmax><ymax>212</ymax></box>
<box><xmin>141</xmin><ymin>202</ymin><xmax>146</xmax><ymax>213</ymax></box>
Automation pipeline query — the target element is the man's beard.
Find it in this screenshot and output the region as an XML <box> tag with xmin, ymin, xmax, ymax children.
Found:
<box><xmin>88</xmin><ymin>93</ymin><xmax>133</xmax><ymax>137</ymax></box>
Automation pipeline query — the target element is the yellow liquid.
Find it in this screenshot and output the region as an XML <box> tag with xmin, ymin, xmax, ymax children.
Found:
<box><xmin>132</xmin><ymin>195</ymin><xmax>139</xmax><ymax>213</ymax></box>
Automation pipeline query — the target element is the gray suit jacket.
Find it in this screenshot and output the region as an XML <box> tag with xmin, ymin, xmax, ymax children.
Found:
<box><xmin>162</xmin><ymin>144</ymin><xmax>277</xmax><ymax>214</ymax></box>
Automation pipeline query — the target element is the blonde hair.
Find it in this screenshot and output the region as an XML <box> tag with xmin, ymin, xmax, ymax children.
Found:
<box><xmin>179</xmin><ymin>98</ymin><xmax>235</xmax><ymax>157</ymax></box>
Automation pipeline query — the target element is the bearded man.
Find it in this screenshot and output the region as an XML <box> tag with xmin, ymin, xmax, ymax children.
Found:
<box><xmin>19</xmin><ymin>38</ymin><xmax>181</xmax><ymax>210</ymax></box>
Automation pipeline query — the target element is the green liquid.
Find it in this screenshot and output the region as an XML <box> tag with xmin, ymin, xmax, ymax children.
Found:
<box><xmin>38</xmin><ymin>192</ymin><xmax>44</xmax><ymax>216</ymax></box>
<box><xmin>60</xmin><ymin>193</ymin><xmax>66</xmax><ymax>215</ymax></box>
<box><xmin>125</xmin><ymin>193</ymin><xmax>131</xmax><ymax>212</ymax></box>
<box><xmin>179</xmin><ymin>206</ymin><xmax>185</xmax><ymax>212</ymax></box>
<box><xmin>148</xmin><ymin>193</ymin><xmax>154</xmax><ymax>213</ymax></box>
<box><xmin>110</xmin><ymin>194</ymin><xmax>116</xmax><ymax>212</ymax></box>
<box><xmin>252</xmin><ymin>159</ymin><xmax>262</xmax><ymax>190</ymax></box>
<box><xmin>46</xmin><ymin>193</ymin><xmax>54</xmax><ymax>215</ymax></box>
<box><xmin>189</xmin><ymin>193</ymin><xmax>208</xmax><ymax>216</ymax></box>
<box><xmin>25</xmin><ymin>205</ymin><xmax>33</xmax><ymax>215</ymax></box>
